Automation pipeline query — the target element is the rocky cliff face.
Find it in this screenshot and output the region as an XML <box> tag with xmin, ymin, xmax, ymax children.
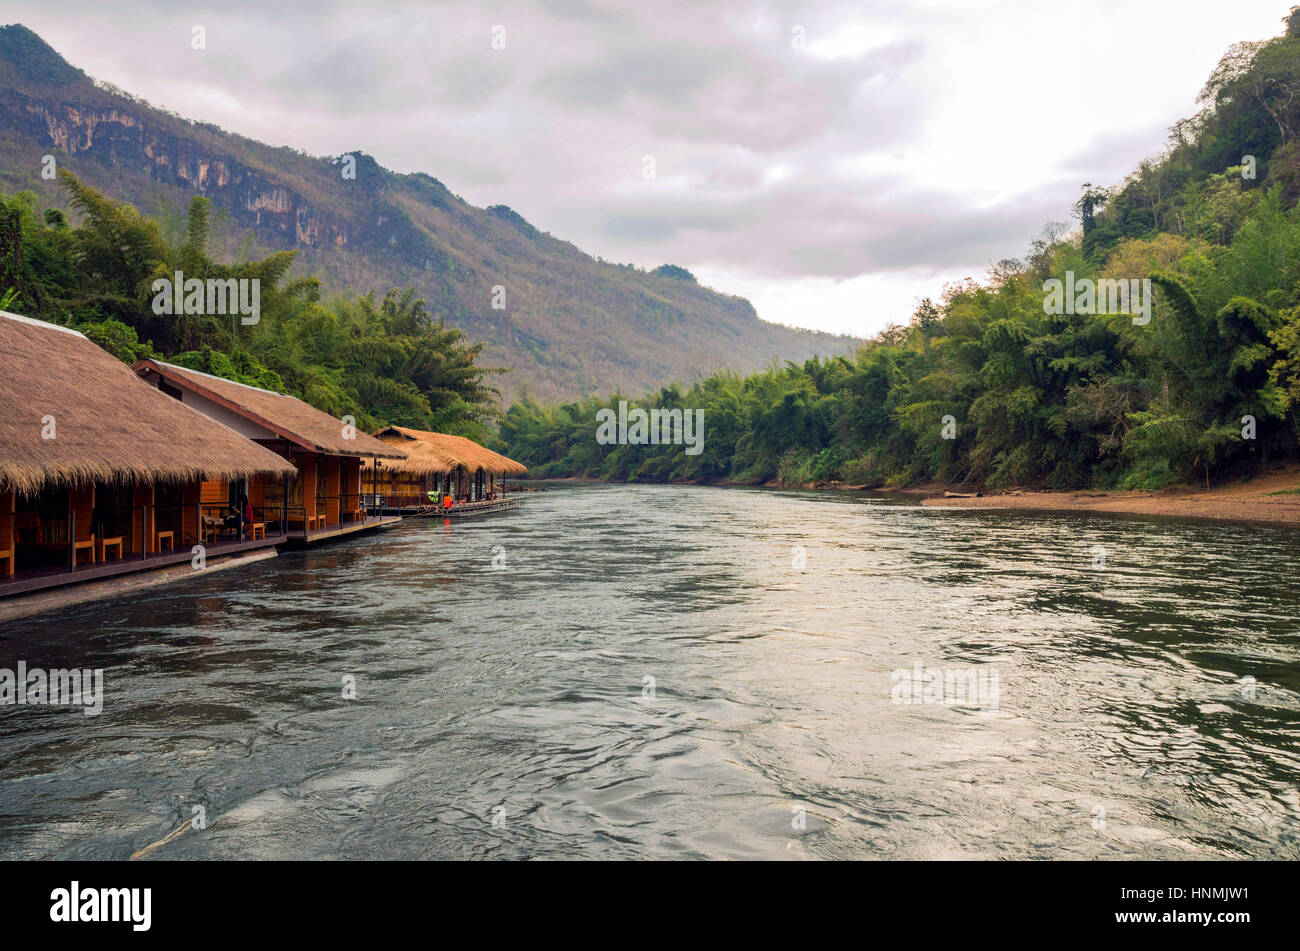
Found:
<box><xmin>0</xmin><ymin>24</ymin><xmax>854</xmax><ymax>403</ymax></box>
<box><xmin>8</xmin><ymin>89</ymin><xmax>362</xmax><ymax>252</ymax></box>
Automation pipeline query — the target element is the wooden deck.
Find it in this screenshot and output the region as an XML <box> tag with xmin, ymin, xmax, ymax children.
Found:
<box><xmin>0</xmin><ymin>515</ymin><xmax>405</xmax><ymax>600</ymax></box>
<box><xmin>0</xmin><ymin>532</ymin><xmax>285</xmax><ymax>600</ymax></box>
<box><xmin>0</xmin><ymin>549</ymin><xmax>279</xmax><ymax>624</ymax></box>
<box><xmin>380</xmin><ymin>498</ymin><xmax>522</xmax><ymax>518</ymax></box>
<box><xmin>283</xmin><ymin>515</ymin><xmax>403</xmax><ymax>546</ymax></box>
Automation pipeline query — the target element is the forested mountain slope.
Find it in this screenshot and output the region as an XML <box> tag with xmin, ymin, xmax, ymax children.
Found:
<box><xmin>0</xmin><ymin>23</ymin><xmax>853</xmax><ymax>404</ymax></box>
<box><xmin>500</xmin><ymin>10</ymin><xmax>1300</xmax><ymax>490</ymax></box>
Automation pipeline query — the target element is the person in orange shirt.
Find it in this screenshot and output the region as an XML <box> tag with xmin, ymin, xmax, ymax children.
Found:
<box><xmin>442</xmin><ymin>494</ymin><xmax>454</xmax><ymax>510</ymax></box>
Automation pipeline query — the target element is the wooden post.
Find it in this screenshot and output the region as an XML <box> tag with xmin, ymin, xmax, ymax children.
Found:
<box><xmin>68</xmin><ymin>508</ymin><xmax>75</xmax><ymax>571</ymax></box>
<box><xmin>6</xmin><ymin>490</ymin><xmax>14</xmax><ymax>572</ymax></box>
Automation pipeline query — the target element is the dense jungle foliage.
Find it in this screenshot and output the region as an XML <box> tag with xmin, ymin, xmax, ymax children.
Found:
<box><xmin>500</xmin><ymin>12</ymin><xmax>1300</xmax><ymax>489</ymax></box>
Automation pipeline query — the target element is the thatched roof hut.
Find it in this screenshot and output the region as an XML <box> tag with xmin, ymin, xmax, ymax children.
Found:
<box><xmin>133</xmin><ymin>359</ymin><xmax>407</xmax><ymax>460</ymax></box>
<box><xmin>363</xmin><ymin>426</ymin><xmax>527</xmax><ymax>476</ymax></box>
<box><xmin>0</xmin><ymin>311</ymin><xmax>298</xmax><ymax>494</ymax></box>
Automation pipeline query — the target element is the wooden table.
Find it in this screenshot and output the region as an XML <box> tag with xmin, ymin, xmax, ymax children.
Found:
<box><xmin>157</xmin><ymin>530</ymin><xmax>174</xmax><ymax>552</ymax></box>
<box><xmin>100</xmin><ymin>536</ymin><xmax>124</xmax><ymax>561</ymax></box>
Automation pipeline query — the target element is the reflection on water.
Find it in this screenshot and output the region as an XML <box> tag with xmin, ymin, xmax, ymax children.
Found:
<box><xmin>1</xmin><ymin>483</ymin><xmax>1298</xmax><ymax>859</ymax></box>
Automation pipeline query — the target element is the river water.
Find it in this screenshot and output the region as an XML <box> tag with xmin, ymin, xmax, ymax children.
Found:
<box><xmin>1</xmin><ymin>483</ymin><xmax>1298</xmax><ymax>859</ymax></box>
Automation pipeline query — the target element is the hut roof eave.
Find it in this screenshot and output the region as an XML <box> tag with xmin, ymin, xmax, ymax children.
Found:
<box><xmin>133</xmin><ymin>360</ymin><xmax>408</xmax><ymax>460</ymax></box>
<box><xmin>361</xmin><ymin>426</ymin><xmax>527</xmax><ymax>476</ymax></box>
<box><xmin>0</xmin><ymin>311</ymin><xmax>298</xmax><ymax>494</ymax></box>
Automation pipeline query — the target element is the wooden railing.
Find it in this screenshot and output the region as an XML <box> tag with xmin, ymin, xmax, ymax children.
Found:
<box><xmin>285</xmin><ymin>496</ymin><xmax>366</xmax><ymax>533</ymax></box>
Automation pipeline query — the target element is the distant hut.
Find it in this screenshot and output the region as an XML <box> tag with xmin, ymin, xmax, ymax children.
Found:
<box><xmin>362</xmin><ymin>426</ymin><xmax>527</xmax><ymax>509</ymax></box>
<box><xmin>133</xmin><ymin>359</ymin><xmax>407</xmax><ymax>542</ymax></box>
<box><xmin>0</xmin><ymin>311</ymin><xmax>296</xmax><ymax>596</ymax></box>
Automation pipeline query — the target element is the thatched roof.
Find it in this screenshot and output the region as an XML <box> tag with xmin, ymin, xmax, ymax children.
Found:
<box><xmin>134</xmin><ymin>359</ymin><xmax>406</xmax><ymax>460</ymax></box>
<box><xmin>0</xmin><ymin>311</ymin><xmax>298</xmax><ymax>494</ymax></box>
<box><xmin>363</xmin><ymin>426</ymin><xmax>527</xmax><ymax>476</ymax></box>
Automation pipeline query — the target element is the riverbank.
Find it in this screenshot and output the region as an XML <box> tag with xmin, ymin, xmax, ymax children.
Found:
<box><xmin>523</xmin><ymin>465</ymin><xmax>1300</xmax><ymax>526</ymax></box>
<box><xmin>781</xmin><ymin>465</ymin><xmax>1300</xmax><ymax>526</ymax></box>
<box><xmin>911</xmin><ymin>466</ymin><xmax>1300</xmax><ymax>526</ymax></box>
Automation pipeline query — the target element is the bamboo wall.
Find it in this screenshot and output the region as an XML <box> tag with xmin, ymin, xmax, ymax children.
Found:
<box><xmin>325</xmin><ymin>456</ymin><xmax>340</xmax><ymax>526</ymax></box>
<box><xmin>296</xmin><ymin>452</ymin><xmax>317</xmax><ymax>526</ymax></box>
<box><xmin>249</xmin><ymin>475</ymin><xmax>266</xmax><ymax>511</ymax></box>
<box><xmin>200</xmin><ymin>480</ymin><xmax>226</xmax><ymax>506</ymax></box>
<box><xmin>341</xmin><ymin>458</ymin><xmax>361</xmax><ymax>520</ymax></box>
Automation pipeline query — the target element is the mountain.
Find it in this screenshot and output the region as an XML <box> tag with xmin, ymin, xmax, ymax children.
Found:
<box><xmin>0</xmin><ymin>24</ymin><xmax>856</xmax><ymax>404</ymax></box>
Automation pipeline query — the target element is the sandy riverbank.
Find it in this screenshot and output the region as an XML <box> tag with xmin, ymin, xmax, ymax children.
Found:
<box><xmin>519</xmin><ymin>468</ymin><xmax>1300</xmax><ymax>526</ymax></box>
<box><xmin>912</xmin><ymin>465</ymin><xmax>1300</xmax><ymax>526</ymax></box>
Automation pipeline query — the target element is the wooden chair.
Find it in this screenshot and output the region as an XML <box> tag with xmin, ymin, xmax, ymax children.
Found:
<box><xmin>245</xmin><ymin>507</ymin><xmax>269</xmax><ymax>540</ymax></box>
<box><xmin>99</xmin><ymin>536</ymin><xmax>124</xmax><ymax>561</ymax></box>
<box><xmin>73</xmin><ymin>535</ymin><xmax>96</xmax><ymax>566</ymax></box>
<box><xmin>0</xmin><ymin>546</ymin><xmax>13</xmax><ymax>578</ymax></box>
<box><xmin>156</xmin><ymin>530</ymin><xmax>174</xmax><ymax>552</ymax></box>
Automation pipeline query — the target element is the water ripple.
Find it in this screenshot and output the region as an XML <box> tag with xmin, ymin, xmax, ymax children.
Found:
<box><xmin>1</xmin><ymin>483</ymin><xmax>1298</xmax><ymax>859</ymax></box>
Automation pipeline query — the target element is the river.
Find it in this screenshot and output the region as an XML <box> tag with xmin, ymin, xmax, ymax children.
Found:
<box><xmin>1</xmin><ymin>483</ymin><xmax>1298</xmax><ymax>859</ymax></box>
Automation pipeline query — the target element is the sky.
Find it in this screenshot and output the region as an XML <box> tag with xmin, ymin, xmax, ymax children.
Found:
<box><xmin>4</xmin><ymin>0</ymin><xmax>1294</xmax><ymax>337</ymax></box>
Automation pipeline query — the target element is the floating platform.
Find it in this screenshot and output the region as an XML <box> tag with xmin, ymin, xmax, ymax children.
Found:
<box><xmin>0</xmin><ymin>532</ymin><xmax>282</xmax><ymax>603</ymax></box>
<box><xmin>379</xmin><ymin>498</ymin><xmax>523</xmax><ymax>518</ymax></box>
<box><xmin>0</xmin><ymin>516</ymin><xmax>407</xmax><ymax>617</ymax></box>
<box><xmin>0</xmin><ymin>547</ymin><xmax>279</xmax><ymax>623</ymax></box>
<box><xmin>282</xmin><ymin>515</ymin><xmax>404</xmax><ymax>546</ymax></box>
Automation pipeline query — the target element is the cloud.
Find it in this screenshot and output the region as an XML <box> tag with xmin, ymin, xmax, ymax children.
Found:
<box><xmin>4</xmin><ymin>0</ymin><xmax>1293</xmax><ymax>338</ymax></box>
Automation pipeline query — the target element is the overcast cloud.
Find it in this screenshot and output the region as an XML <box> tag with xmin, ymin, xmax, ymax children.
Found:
<box><xmin>3</xmin><ymin>0</ymin><xmax>1292</xmax><ymax>335</ymax></box>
